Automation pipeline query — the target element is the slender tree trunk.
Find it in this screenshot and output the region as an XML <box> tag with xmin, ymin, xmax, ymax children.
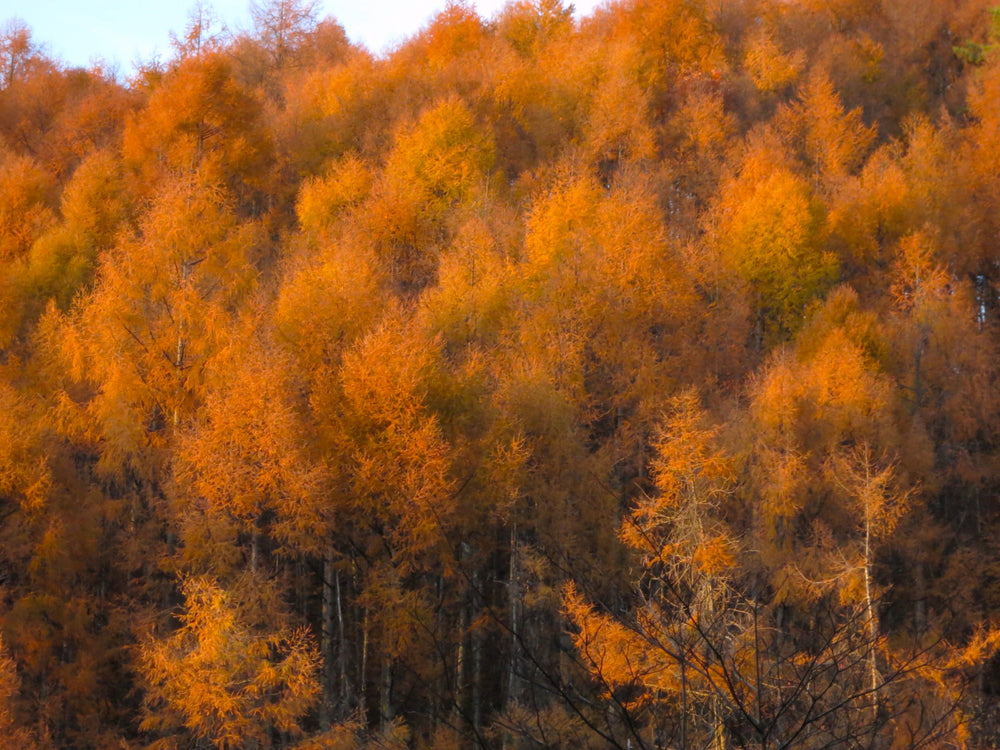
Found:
<box><xmin>913</xmin><ymin>563</ymin><xmax>926</xmax><ymax>637</ymax></box>
<box><xmin>380</xmin><ymin>655</ymin><xmax>394</xmax><ymax>732</ymax></box>
<box><xmin>502</xmin><ymin>526</ymin><xmax>521</xmax><ymax>750</ymax></box>
<box><xmin>712</xmin><ymin>694</ymin><xmax>724</xmax><ymax>750</ymax></box>
<box><xmin>471</xmin><ymin>568</ymin><xmax>483</xmax><ymax>737</ymax></box>
<box><xmin>335</xmin><ymin>569</ymin><xmax>350</xmax><ymax>711</ymax></box>
<box><xmin>361</xmin><ymin>606</ymin><xmax>369</xmax><ymax>721</ymax></box>
<box><xmin>754</xmin><ymin>601</ymin><xmax>768</xmax><ymax>750</ymax></box>
<box><xmin>506</xmin><ymin>524</ymin><xmax>520</xmax><ymax>707</ymax></box>
<box><xmin>320</xmin><ymin>547</ymin><xmax>335</xmax><ymax>726</ymax></box>
<box><xmin>454</xmin><ymin>590</ymin><xmax>467</xmax><ymax>726</ymax></box>
<box><xmin>250</xmin><ymin>531</ymin><xmax>259</xmax><ymax>574</ymax></box>
<box><xmin>680</xmin><ymin>659</ymin><xmax>688</xmax><ymax>750</ymax></box>
<box><xmin>863</xmin><ymin>508</ymin><xmax>879</xmax><ymax>717</ymax></box>
<box><xmin>433</xmin><ymin>574</ymin><xmax>445</xmax><ymax>729</ymax></box>
<box><xmin>912</xmin><ymin>336</ymin><xmax>925</xmax><ymax>414</ymax></box>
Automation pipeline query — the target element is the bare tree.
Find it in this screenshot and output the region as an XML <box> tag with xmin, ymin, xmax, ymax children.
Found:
<box><xmin>249</xmin><ymin>0</ymin><xmax>318</xmax><ymax>69</ymax></box>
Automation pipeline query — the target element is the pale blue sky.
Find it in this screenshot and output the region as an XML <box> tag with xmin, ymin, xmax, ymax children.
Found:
<box><xmin>6</xmin><ymin>0</ymin><xmax>605</xmax><ymax>73</ymax></box>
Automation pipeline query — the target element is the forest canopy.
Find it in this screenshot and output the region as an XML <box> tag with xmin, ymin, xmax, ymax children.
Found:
<box><xmin>2</xmin><ymin>0</ymin><xmax>1000</xmax><ymax>748</ymax></box>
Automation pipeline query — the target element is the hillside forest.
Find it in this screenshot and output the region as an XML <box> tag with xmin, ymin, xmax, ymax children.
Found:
<box><xmin>5</xmin><ymin>0</ymin><xmax>1000</xmax><ymax>747</ymax></box>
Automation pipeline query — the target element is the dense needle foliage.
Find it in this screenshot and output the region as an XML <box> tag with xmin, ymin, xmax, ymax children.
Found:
<box><xmin>2</xmin><ymin>1</ymin><xmax>1000</xmax><ymax>747</ymax></box>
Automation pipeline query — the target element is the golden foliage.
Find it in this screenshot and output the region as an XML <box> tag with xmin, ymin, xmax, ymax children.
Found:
<box><xmin>0</xmin><ymin>636</ymin><xmax>40</xmax><ymax>749</ymax></box>
<box><xmin>383</xmin><ymin>96</ymin><xmax>495</xmax><ymax>212</ymax></box>
<box><xmin>337</xmin><ymin>317</ymin><xmax>457</xmax><ymax>564</ymax></box>
<box><xmin>3</xmin><ymin>3</ymin><xmax>1000</xmax><ymax>747</ymax></box>
<box><xmin>793</xmin><ymin>72</ymin><xmax>876</xmax><ymax>181</ymax></box>
<box><xmin>296</xmin><ymin>153</ymin><xmax>372</xmax><ymax>234</ymax></box>
<box><xmin>563</xmin><ymin>582</ymin><xmax>682</xmax><ymax>704</ymax></box>
<box><xmin>744</xmin><ymin>27</ymin><xmax>805</xmax><ymax>93</ymax></box>
<box><xmin>122</xmin><ymin>53</ymin><xmax>273</xmax><ymax>195</ymax></box>
<box><xmin>0</xmin><ymin>152</ymin><xmax>56</xmax><ymax>262</ymax></box>
<box><xmin>621</xmin><ymin>390</ymin><xmax>738</xmax><ymax>586</ymax></box>
<box><xmin>711</xmin><ymin>137</ymin><xmax>836</xmax><ymax>339</ymax></box>
<box><xmin>752</xmin><ymin>327</ymin><xmax>892</xmax><ymax>452</ymax></box>
<box><xmin>0</xmin><ymin>380</ymin><xmax>50</xmax><ymax>512</ymax></box>
<box><xmin>173</xmin><ymin>333</ymin><xmax>330</xmax><ymax>563</ymax></box>
<box><xmin>140</xmin><ymin>576</ymin><xmax>321</xmax><ymax>749</ymax></box>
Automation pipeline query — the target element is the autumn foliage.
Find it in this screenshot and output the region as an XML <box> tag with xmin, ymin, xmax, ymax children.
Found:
<box><xmin>3</xmin><ymin>0</ymin><xmax>1000</xmax><ymax>748</ymax></box>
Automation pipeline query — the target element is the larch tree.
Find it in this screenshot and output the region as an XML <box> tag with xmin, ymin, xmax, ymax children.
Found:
<box><xmin>250</xmin><ymin>0</ymin><xmax>319</xmax><ymax>70</ymax></box>
<box><xmin>710</xmin><ymin>135</ymin><xmax>837</xmax><ymax>344</ymax></box>
<box><xmin>121</xmin><ymin>51</ymin><xmax>274</xmax><ymax>209</ymax></box>
<box><xmin>171</xmin><ymin>323</ymin><xmax>330</xmax><ymax>577</ymax></box>
<box><xmin>329</xmin><ymin>314</ymin><xmax>462</xmax><ymax>731</ymax></box>
<box><xmin>361</xmin><ymin>95</ymin><xmax>495</xmax><ymax>293</ymax></box>
<box><xmin>826</xmin><ymin>444</ymin><xmax>914</xmax><ymax>715</ymax></box>
<box><xmin>139</xmin><ymin>575</ymin><xmax>321</xmax><ymax>749</ymax></box>
<box><xmin>0</xmin><ymin>151</ymin><xmax>57</xmax><ymax>345</ymax></box>
<box><xmin>0</xmin><ymin>636</ymin><xmax>39</xmax><ymax>749</ymax></box>
<box><xmin>787</xmin><ymin>72</ymin><xmax>876</xmax><ymax>187</ymax></box>
<box><xmin>11</xmin><ymin>149</ymin><xmax>131</xmax><ymax>345</ymax></box>
<box><xmin>0</xmin><ymin>152</ymin><xmax>56</xmax><ymax>264</ymax></box>
<box><xmin>54</xmin><ymin>171</ymin><xmax>261</xmax><ymax>479</ymax></box>
<box><xmin>169</xmin><ymin>1</ymin><xmax>227</xmax><ymax>62</ymax></box>
<box><xmin>0</xmin><ymin>18</ymin><xmax>46</xmax><ymax>90</ymax></box>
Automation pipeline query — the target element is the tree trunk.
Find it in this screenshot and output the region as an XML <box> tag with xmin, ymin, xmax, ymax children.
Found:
<box><xmin>506</xmin><ymin>524</ymin><xmax>521</xmax><ymax>707</ymax></box>
<box><xmin>320</xmin><ymin>547</ymin><xmax>335</xmax><ymax>726</ymax></box>
<box><xmin>250</xmin><ymin>531</ymin><xmax>259</xmax><ymax>574</ymax></box>
<box><xmin>380</xmin><ymin>655</ymin><xmax>394</xmax><ymax>732</ymax></box>
<box><xmin>471</xmin><ymin>568</ymin><xmax>483</xmax><ymax>737</ymax></box>
<box><xmin>335</xmin><ymin>568</ymin><xmax>350</xmax><ymax>711</ymax></box>
<box><xmin>454</xmin><ymin>587</ymin><xmax>467</xmax><ymax>726</ymax></box>
<box><xmin>863</xmin><ymin>509</ymin><xmax>880</xmax><ymax>718</ymax></box>
<box><xmin>360</xmin><ymin>605</ymin><xmax>369</xmax><ymax>722</ymax></box>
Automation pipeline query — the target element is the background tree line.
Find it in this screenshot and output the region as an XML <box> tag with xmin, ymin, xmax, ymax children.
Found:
<box><xmin>2</xmin><ymin>0</ymin><xmax>1000</xmax><ymax>747</ymax></box>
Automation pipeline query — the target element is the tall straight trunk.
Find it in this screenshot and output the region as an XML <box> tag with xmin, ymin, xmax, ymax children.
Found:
<box><xmin>502</xmin><ymin>527</ymin><xmax>521</xmax><ymax>750</ymax></box>
<box><xmin>755</xmin><ymin>602</ymin><xmax>767</xmax><ymax>750</ymax></box>
<box><xmin>433</xmin><ymin>574</ymin><xmax>445</xmax><ymax>729</ymax></box>
<box><xmin>454</xmin><ymin>593</ymin><xmax>467</xmax><ymax>726</ymax></box>
<box><xmin>320</xmin><ymin>547</ymin><xmax>335</xmax><ymax>726</ymax></box>
<box><xmin>335</xmin><ymin>569</ymin><xmax>350</xmax><ymax>710</ymax></box>
<box><xmin>471</xmin><ymin>568</ymin><xmax>483</xmax><ymax>736</ymax></box>
<box><xmin>506</xmin><ymin>524</ymin><xmax>520</xmax><ymax>706</ymax></box>
<box><xmin>680</xmin><ymin>660</ymin><xmax>688</xmax><ymax>750</ymax></box>
<box><xmin>863</xmin><ymin>502</ymin><xmax>880</xmax><ymax>720</ymax></box>
<box><xmin>913</xmin><ymin>563</ymin><xmax>926</xmax><ymax>637</ymax></box>
<box><xmin>380</xmin><ymin>655</ymin><xmax>394</xmax><ymax>731</ymax></box>
<box><xmin>361</xmin><ymin>606</ymin><xmax>369</xmax><ymax>721</ymax></box>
